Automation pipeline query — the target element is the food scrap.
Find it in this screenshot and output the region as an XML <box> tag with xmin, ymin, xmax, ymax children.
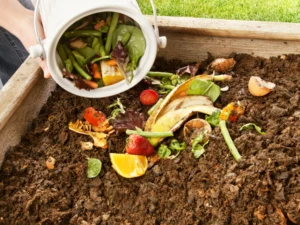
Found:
<box><xmin>46</xmin><ymin>156</ymin><xmax>55</xmax><ymax>170</ymax></box>
<box><xmin>208</xmin><ymin>58</ymin><xmax>236</xmax><ymax>73</ymax></box>
<box><xmin>139</xmin><ymin>89</ymin><xmax>159</xmax><ymax>105</ymax></box>
<box><xmin>126</xmin><ymin>134</ymin><xmax>155</xmax><ymax>156</ymax></box>
<box><xmin>110</xmin><ymin>153</ymin><xmax>148</xmax><ymax>178</ymax></box>
<box><xmin>69</xmin><ymin>107</ymin><xmax>114</xmax><ymax>149</ymax></box>
<box><xmin>57</xmin><ymin>12</ymin><xmax>146</xmax><ymax>90</ymax></box>
<box><xmin>248</xmin><ymin>76</ymin><xmax>276</xmax><ymax>96</ymax></box>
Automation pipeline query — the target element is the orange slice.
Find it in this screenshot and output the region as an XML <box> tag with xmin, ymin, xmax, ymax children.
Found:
<box><xmin>110</xmin><ymin>153</ymin><xmax>147</xmax><ymax>178</ymax></box>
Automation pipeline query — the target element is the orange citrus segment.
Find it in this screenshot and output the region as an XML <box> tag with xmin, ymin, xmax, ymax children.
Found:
<box><xmin>110</xmin><ymin>153</ymin><xmax>147</xmax><ymax>178</ymax></box>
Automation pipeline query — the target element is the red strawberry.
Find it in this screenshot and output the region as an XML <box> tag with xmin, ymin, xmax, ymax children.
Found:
<box><xmin>126</xmin><ymin>134</ymin><xmax>155</xmax><ymax>156</ymax></box>
<box><xmin>139</xmin><ymin>89</ymin><xmax>159</xmax><ymax>105</ymax></box>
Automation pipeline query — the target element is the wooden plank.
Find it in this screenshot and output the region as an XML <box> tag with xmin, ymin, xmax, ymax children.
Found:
<box><xmin>0</xmin><ymin>58</ymin><xmax>56</xmax><ymax>167</ymax></box>
<box><xmin>148</xmin><ymin>16</ymin><xmax>300</xmax><ymax>41</ymax></box>
<box><xmin>156</xmin><ymin>31</ymin><xmax>300</xmax><ymax>62</ymax></box>
<box><xmin>0</xmin><ymin>58</ymin><xmax>41</xmax><ymax>131</ymax></box>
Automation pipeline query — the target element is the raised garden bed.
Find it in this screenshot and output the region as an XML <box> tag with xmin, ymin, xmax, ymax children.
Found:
<box><xmin>0</xmin><ymin>17</ymin><xmax>299</xmax><ymax>225</ymax></box>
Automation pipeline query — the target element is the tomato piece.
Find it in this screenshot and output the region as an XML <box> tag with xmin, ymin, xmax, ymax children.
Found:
<box><xmin>83</xmin><ymin>107</ymin><xmax>106</xmax><ymax>126</ymax></box>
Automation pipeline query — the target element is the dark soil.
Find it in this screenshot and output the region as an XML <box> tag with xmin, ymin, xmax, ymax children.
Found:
<box><xmin>0</xmin><ymin>53</ymin><xmax>299</xmax><ymax>225</ymax></box>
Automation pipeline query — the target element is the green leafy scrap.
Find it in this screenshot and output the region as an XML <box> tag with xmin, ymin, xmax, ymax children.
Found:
<box><xmin>187</xmin><ymin>79</ymin><xmax>221</xmax><ymax>102</ymax></box>
<box><xmin>191</xmin><ymin>133</ymin><xmax>209</xmax><ymax>159</ymax></box>
<box><xmin>87</xmin><ymin>158</ymin><xmax>102</xmax><ymax>178</ymax></box>
<box><xmin>240</xmin><ymin>123</ymin><xmax>266</xmax><ymax>135</ymax></box>
<box><xmin>157</xmin><ymin>139</ymin><xmax>187</xmax><ymax>159</ymax></box>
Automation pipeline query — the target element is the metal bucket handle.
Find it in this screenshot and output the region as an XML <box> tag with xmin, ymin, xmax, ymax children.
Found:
<box><xmin>30</xmin><ymin>0</ymin><xmax>167</xmax><ymax>59</ymax></box>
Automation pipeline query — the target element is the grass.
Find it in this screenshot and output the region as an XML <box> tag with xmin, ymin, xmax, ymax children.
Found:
<box><xmin>137</xmin><ymin>0</ymin><xmax>300</xmax><ymax>23</ymax></box>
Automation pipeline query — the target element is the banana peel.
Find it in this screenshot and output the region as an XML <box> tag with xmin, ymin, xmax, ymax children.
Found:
<box><xmin>145</xmin><ymin>74</ymin><xmax>222</xmax><ymax>147</ymax></box>
<box><xmin>147</xmin><ymin>105</ymin><xmax>217</xmax><ymax>146</ymax></box>
<box><xmin>145</xmin><ymin>75</ymin><xmax>211</xmax><ymax>130</ymax></box>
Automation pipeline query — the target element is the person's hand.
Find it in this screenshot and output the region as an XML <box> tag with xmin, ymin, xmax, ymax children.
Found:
<box><xmin>18</xmin><ymin>9</ymin><xmax>51</xmax><ymax>78</ymax></box>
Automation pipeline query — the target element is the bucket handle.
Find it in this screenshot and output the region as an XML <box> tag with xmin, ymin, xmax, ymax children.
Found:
<box><xmin>30</xmin><ymin>0</ymin><xmax>45</xmax><ymax>59</ymax></box>
<box><xmin>131</xmin><ymin>0</ymin><xmax>167</xmax><ymax>49</ymax></box>
<box><xmin>29</xmin><ymin>0</ymin><xmax>167</xmax><ymax>59</ymax></box>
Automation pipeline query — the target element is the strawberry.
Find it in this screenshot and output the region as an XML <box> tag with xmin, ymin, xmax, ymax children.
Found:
<box><xmin>126</xmin><ymin>134</ymin><xmax>155</xmax><ymax>156</ymax></box>
<box><xmin>139</xmin><ymin>89</ymin><xmax>159</xmax><ymax>105</ymax></box>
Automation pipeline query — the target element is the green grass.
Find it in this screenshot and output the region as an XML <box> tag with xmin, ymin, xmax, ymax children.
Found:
<box><xmin>137</xmin><ymin>0</ymin><xmax>300</xmax><ymax>23</ymax></box>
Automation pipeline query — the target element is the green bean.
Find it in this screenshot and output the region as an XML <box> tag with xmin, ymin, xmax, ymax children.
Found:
<box><xmin>57</xmin><ymin>43</ymin><xmax>67</xmax><ymax>63</ymax></box>
<box><xmin>105</xmin><ymin>12</ymin><xmax>119</xmax><ymax>53</ymax></box>
<box><xmin>65</xmin><ymin>59</ymin><xmax>73</xmax><ymax>72</ymax></box>
<box><xmin>64</xmin><ymin>30</ymin><xmax>102</xmax><ymax>39</ymax></box>
<box><xmin>99</xmin><ymin>45</ymin><xmax>107</xmax><ymax>57</ymax></box>
<box><xmin>147</xmin><ymin>72</ymin><xmax>175</xmax><ymax>77</ymax></box>
<box><xmin>63</xmin><ymin>44</ymin><xmax>92</xmax><ymax>80</ymax></box>
<box><xmin>91</xmin><ymin>55</ymin><xmax>111</xmax><ymax>64</ymax></box>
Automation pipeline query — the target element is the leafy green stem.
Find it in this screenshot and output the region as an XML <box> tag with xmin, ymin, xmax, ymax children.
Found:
<box><xmin>219</xmin><ymin>120</ymin><xmax>241</xmax><ymax>161</ymax></box>
<box><xmin>126</xmin><ymin>129</ymin><xmax>173</xmax><ymax>138</ymax></box>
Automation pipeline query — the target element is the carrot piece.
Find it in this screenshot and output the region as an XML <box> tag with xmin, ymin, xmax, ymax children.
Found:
<box><xmin>92</xmin><ymin>63</ymin><xmax>101</xmax><ymax>79</ymax></box>
<box><xmin>106</xmin><ymin>59</ymin><xmax>117</xmax><ymax>66</ymax></box>
<box><xmin>94</xmin><ymin>20</ymin><xmax>106</xmax><ymax>30</ymax></box>
<box><xmin>83</xmin><ymin>80</ymin><xmax>99</xmax><ymax>89</ymax></box>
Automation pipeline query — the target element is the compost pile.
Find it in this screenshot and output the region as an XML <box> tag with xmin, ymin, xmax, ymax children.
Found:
<box><xmin>0</xmin><ymin>53</ymin><xmax>299</xmax><ymax>225</ymax></box>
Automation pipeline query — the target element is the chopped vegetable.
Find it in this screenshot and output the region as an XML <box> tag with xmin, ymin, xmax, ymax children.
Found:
<box><xmin>92</xmin><ymin>63</ymin><xmax>101</xmax><ymax>79</ymax></box>
<box><xmin>64</xmin><ymin>30</ymin><xmax>102</xmax><ymax>39</ymax></box>
<box><xmin>107</xmin><ymin>98</ymin><xmax>126</xmax><ymax>119</ymax></box>
<box><xmin>157</xmin><ymin>144</ymin><xmax>172</xmax><ymax>158</ymax></box>
<box><xmin>240</xmin><ymin>123</ymin><xmax>266</xmax><ymax>135</ymax></box>
<box><xmin>205</xmin><ymin>103</ymin><xmax>244</xmax><ymax>161</ymax></box>
<box><xmin>69</xmin><ymin>38</ymin><xmax>87</xmax><ymax>49</ymax></box>
<box><xmin>83</xmin><ymin>107</ymin><xmax>106</xmax><ymax>127</ymax></box>
<box><xmin>112</xmin><ymin>110</ymin><xmax>145</xmax><ymax>134</ymax></box>
<box><xmin>111</xmin><ymin>41</ymin><xmax>130</xmax><ymax>83</ymax></box>
<box><xmin>105</xmin><ymin>12</ymin><xmax>119</xmax><ymax>54</ymax></box>
<box><xmin>94</xmin><ymin>19</ymin><xmax>106</xmax><ymax>30</ymax></box>
<box><xmin>87</xmin><ymin>158</ymin><xmax>102</xmax><ymax>178</ymax></box>
<box><xmin>191</xmin><ymin>134</ymin><xmax>209</xmax><ymax>159</ymax></box>
<box><xmin>62</xmin><ymin>69</ymin><xmax>90</xmax><ymax>90</ymax></box>
<box><xmin>148</xmin><ymin>98</ymin><xmax>163</xmax><ymax>115</ymax></box>
<box><xmin>83</xmin><ymin>80</ymin><xmax>99</xmax><ymax>89</ymax></box>
<box><xmin>106</xmin><ymin>59</ymin><xmax>117</xmax><ymax>66</ymax></box>
<box><xmin>140</xmin><ymin>89</ymin><xmax>159</xmax><ymax>105</ymax></box>
<box><xmin>57</xmin><ymin>12</ymin><xmax>146</xmax><ymax>90</ymax></box>
<box><xmin>157</xmin><ymin>139</ymin><xmax>187</xmax><ymax>159</ymax></box>
<box><xmin>126</xmin><ymin>128</ymin><xmax>173</xmax><ymax>139</ymax></box>
<box><xmin>112</xmin><ymin>24</ymin><xmax>146</xmax><ymax>71</ymax></box>
<box><xmin>187</xmin><ymin>79</ymin><xmax>221</xmax><ymax>102</ymax></box>
<box><xmin>126</xmin><ymin>134</ymin><xmax>155</xmax><ymax>156</ymax></box>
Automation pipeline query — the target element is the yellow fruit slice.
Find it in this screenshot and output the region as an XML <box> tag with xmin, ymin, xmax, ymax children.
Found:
<box><xmin>100</xmin><ymin>61</ymin><xmax>124</xmax><ymax>86</ymax></box>
<box><xmin>110</xmin><ymin>153</ymin><xmax>147</xmax><ymax>178</ymax></box>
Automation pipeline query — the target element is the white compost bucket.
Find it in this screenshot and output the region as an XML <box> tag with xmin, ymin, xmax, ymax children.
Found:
<box><xmin>29</xmin><ymin>0</ymin><xmax>166</xmax><ymax>98</ymax></box>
